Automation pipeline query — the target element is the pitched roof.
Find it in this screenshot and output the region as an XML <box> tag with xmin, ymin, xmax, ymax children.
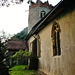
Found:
<box><xmin>7</xmin><ymin>40</ymin><xmax>25</xmax><ymax>50</ymax></box>
<box><xmin>25</xmin><ymin>0</ymin><xmax>75</xmax><ymax>40</ymax></box>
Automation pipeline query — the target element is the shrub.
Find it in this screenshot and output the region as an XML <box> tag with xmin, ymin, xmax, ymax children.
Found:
<box><xmin>11</xmin><ymin>50</ymin><xmax>28</xmax><ymax>65</ymax></box>
<box><xmin>29</xmin><ymin>54</ymin><xmax>38</xmax><ymax>70</ymax></box>
<box><xmin>23</xmin><ymin>50</ymin><xmax>39</xmax><ymax>70</ymax></box>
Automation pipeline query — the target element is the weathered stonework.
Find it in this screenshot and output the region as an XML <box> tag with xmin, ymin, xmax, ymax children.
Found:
<box><xmin>28</xmin><ymin>0</ymin><xmax>53</xmax><ymax>33</ymax></box>
<box><xmin>36</xmin><ymin>6</ymin><xmax>75</xmax><ymax>75</ymax></box>
<box><xmin>28</xmin><ymin>3</ymin><xmax>75</xmax><ymax>75</ymax></box>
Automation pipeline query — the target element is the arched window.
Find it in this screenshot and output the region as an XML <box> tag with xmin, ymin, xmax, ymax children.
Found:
<box><xmin>40</xmin><ymin>11</ymin><xmax>46</xmax><ymax>18</ymax></box>
<box><xmin>51</xmin><ymin>21</ymin><xmax>61</xmax><ymax>56</ymax></box>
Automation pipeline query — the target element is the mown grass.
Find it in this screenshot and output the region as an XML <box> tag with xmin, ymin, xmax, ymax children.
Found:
<box><xmin>9</xmin><ymin>65</ymin><xmax>37</xmax><ymax>75</ymax></box>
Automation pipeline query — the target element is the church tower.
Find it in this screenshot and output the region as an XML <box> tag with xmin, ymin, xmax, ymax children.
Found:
<box><xmin>28</xmin><ymin>0</ymin><xmax>53</xmax><ymax>33</ymax></box>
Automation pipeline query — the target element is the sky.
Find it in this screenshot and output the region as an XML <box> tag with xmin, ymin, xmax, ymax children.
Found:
<box><xmin>0</xmin><ymin>0</ymin><xmax>61</xmax><ymax>35</ymax></box>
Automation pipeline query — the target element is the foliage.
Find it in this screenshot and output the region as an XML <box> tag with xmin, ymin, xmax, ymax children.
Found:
<box><xmin>23</xmin><ymin>50</ymin><xmax>38</xmax><ymax>70</ymax></box>
<box><xmin>11</xmin><ymin>49</ymin><xmax>38</xmax><ymax>70</ymax></box>
<box><xmin>9</xmin><ymin>65</ymin><xmax>37</xmax><ymax>75</ymax></box>
<box><xmin>11</xmin><ymin>50</ymin><xmax>24</xmax><ymax>59</ymax></box>
<box><xmin>0</xmin><ymin>39</ymin><xmax>9</xmax><ymax>75</ymax></box>
<box><xmin>0</xmin><ymin>31</ymin><xmax>11</xmax><ymax>75</ymax></box>
<box><xmin>0</xmin><ymin>30</ymin><xmax>10</xmax><ymax>53</ymax></box>
<box><xmin>0</xmin><ymin>30</ymin><xmax>12</xmax><ymax>65</ymax></box>
<box><xmin>11</xmin><ymin>49</ymin><xmax>32</xmax><ymax>65</ymax></box>
<box><xmin>11</xmin><ymin>27</ymin><xmax>28</xmax><ymax>40</ymax></box>
<box><xmin>11</xmin><ymin>50</ymin><xmax>28</xmax><ymax>65</ymax></box>
<box><xmin>23</xmin><ymin>49</ymin><xmax>32</xmax><ymax>57</ymax></box>
<box><xmin>28</xmin><ymin>54</ymin><xmax>38</xmax><ymax>70</ymax></box>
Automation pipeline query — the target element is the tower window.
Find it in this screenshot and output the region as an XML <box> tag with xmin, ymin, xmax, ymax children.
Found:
<box><xmin>51</xmin><ymin>21</ymin><xmax>61</xmax><ymax>56</ymax></box>
<box><xmin>40</xmin><ymin>11</ymin><xmax>46</xmax><ymax>18</ymax></box>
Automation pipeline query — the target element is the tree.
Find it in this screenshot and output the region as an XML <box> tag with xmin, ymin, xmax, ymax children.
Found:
<box><xmin>11</xmin><ymin>27</ymin><xmax>28</xmax><ymax>40</ymax></box>
<box><xmin>0</xmin><ymin>30</ymin><xmax>11</xmax><ymax>75</ymax></box>
<box><xmin>0</xmin><ymin>39</ymin><xmax>9</xmax><ymax>75</ymax></box>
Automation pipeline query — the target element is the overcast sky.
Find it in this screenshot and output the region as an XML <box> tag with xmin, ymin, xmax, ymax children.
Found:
<box><xmin>0</xmin><ymin>0</ymin><xmax>61</xmax><ymax>35</ymax></box>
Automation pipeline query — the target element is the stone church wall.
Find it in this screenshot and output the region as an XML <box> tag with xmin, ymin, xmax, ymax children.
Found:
<box><xmin>28</xmin><ymin>6</ymin><xmax>50</xmax><ymax>33</ymax></box>
<box><xmin>37</xmin><ymin>6</ymin><xmax>75</xmax><ymax>75</ymax></box>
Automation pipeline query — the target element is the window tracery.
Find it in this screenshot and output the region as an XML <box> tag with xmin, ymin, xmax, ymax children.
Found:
<box><xmin>51</xmin><ymin>21</ymin><xmax>61</xmax><ymax>56</ymax></box>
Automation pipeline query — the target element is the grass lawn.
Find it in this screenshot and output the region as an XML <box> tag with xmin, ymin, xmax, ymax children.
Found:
<box><xmin>9</xmin><ymin>65</ymin><xmax>37</xmax><ymax>75</ymax></box>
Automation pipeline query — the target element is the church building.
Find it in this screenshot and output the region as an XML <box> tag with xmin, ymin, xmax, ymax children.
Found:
<box><xmin>25</xmin><ymin>0</ymin><xmax>75</xmax><ymax>75</ymax></box>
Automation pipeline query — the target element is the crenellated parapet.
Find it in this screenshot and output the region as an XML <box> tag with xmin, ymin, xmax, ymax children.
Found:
<box><xmin>28</xmin><ymin>0</ymin><xmax>53</xmax><ymax>9</ymax></box>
